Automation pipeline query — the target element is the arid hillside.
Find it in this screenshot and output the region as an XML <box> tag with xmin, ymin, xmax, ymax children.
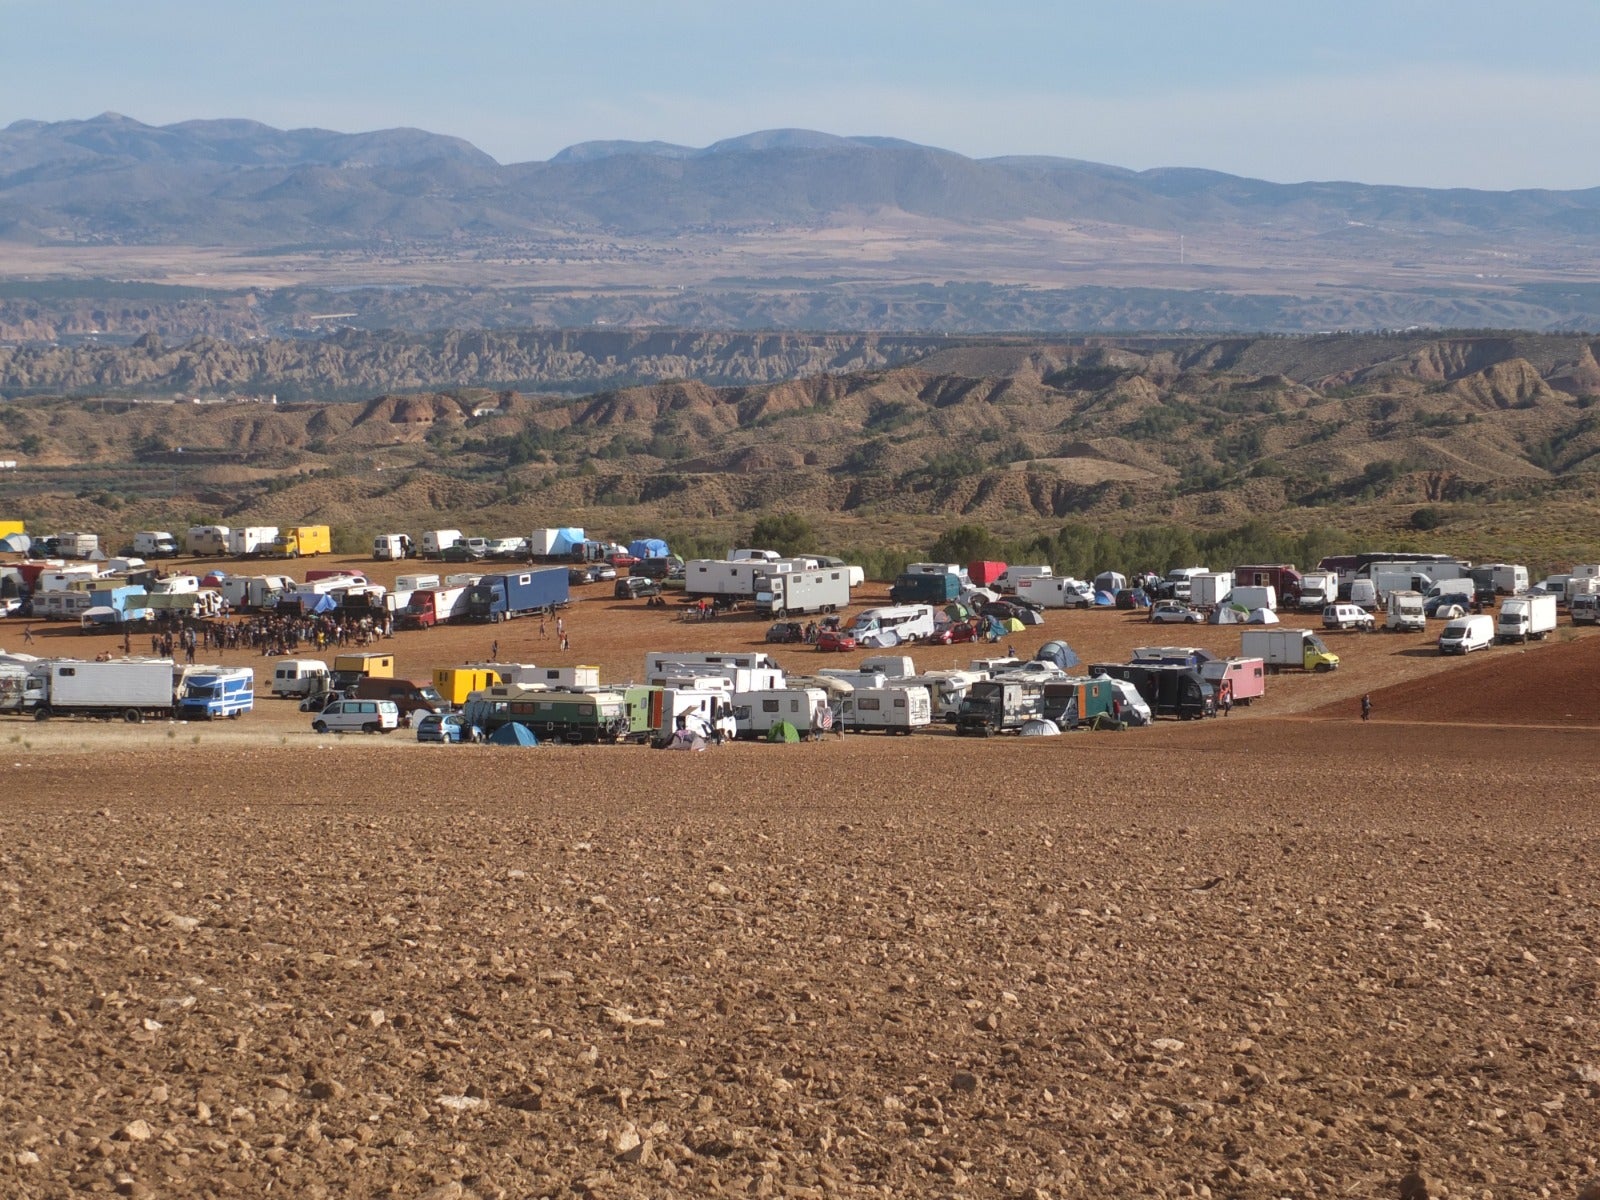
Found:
<box><xmin>3</xmin><ymin>333</ymin><xmax>1600</xmax><ymax>567</ymax></box>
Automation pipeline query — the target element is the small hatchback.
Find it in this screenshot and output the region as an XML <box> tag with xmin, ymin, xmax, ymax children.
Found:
<box><xmin>1322</xmin><ymin>603</ymin><xmax>1375</xmax><ymax>632</ymax></box>
<box><xmin>311</xmin><ymin>698</ymin><xmax>400</xmax><ymax>734</ymax></box>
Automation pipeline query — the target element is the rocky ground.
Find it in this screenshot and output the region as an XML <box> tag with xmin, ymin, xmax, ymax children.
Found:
<box><xmin>3</xmin><ymin>559</ymin><xmax>1598</xmax><ymax>1198</ymax></box>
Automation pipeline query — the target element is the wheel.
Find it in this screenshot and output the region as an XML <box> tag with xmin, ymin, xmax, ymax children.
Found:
<box><xmin>1314</xmin><ymin>662</ymin><xmax>1333</xmax><ymax>673</ymax></box>
<box><xmin>363</xmin><ymin>722</ymin><xmax>378</xmax><ymax>734</ymax></box>
<box><xmin>124</xmin><ymin>708</ymin><xmax>142</xmax><ymax>724</ymax></box>
<box><xmin>313</xmin><ymin>720</ymin><xmax>328</xmax><ymax>733</ymax></box>
<box><xmin>33</xmin><ymin>706</ymin><xmax>51</xmax><ymax>721</ymax></box>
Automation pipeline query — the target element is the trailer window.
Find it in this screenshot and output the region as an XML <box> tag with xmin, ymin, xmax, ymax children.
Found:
<box><xmin>762</xmin><ymin>699</ymin><xmax>779</xmax><ymax>713</ymax></box>
<box><xmin>860</xmin><ymin>698</ymin><xmax>881</xmax><ymax>711</ymax></box>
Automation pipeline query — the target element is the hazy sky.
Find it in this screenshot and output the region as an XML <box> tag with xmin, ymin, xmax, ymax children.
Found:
<box><xmin>5</xmin><ymin>0</ymin><xmax>1598</xmax><ymax>190</ymax></box>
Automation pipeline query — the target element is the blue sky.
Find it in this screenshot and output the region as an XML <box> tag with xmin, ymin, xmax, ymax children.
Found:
<box><xmin>4</xmin><ymin>0</ymin><xmax>1598</xmax><ymax>190</ymax></box>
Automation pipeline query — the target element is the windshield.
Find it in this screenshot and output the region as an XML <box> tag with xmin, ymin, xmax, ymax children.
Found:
<box><xmin>1306</xmin><ymin>635</ymin><xmax>1329</xmax><ymax>654</ymax></box>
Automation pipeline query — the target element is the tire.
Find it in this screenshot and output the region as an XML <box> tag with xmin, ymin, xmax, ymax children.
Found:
<box><xmin>33</xmin><ymin>706</ymin><xmax>51</xmax><ymax>721</ymax></box>
<box><xmin>123</xmin><ymin>708</ymin><xmax>142</xmax><ymax>724</ymax></box>
<box><xmin>1314</xmin><ymin>662</ymin><xmax>1333</xmax><ymax>673</ymax></box>
<box><xmin>313</xmin><ymin>720</ymin><xmax>328</xmax><ymax>733</ymax></box>
<box><xmin>363</xmin><ymin>722</ymin><xmax>378</xmax><ymax>734</ymax></box>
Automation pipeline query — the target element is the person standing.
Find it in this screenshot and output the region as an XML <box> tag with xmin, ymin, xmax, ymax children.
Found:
<box><xmin>1220</xmin><ymin>681</ymin><xmax>1233</xmax><ymax>717</ymax></box>
<box><xmin>491</xmin><ymin>639</ymin><xmax>499</xmax><ymax>661</ymax></box>
<box><xmin>539</xmin><ymin>614</ymin><xmax>547</xmax><ymax>639</ymax></box>
<box><xmin>1360</xmin><ymin>692</ymin><xmax>1372</xmax><ymax>722</ymax></box>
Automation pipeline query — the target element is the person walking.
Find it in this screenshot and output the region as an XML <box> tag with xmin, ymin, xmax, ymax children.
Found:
<box><xmin>539</xmin><ymin>614</ymin><xmax>547</xmax><ymax>639</ymax></box>
<box><xmin>22</xmin><ymin>623</ymin><xmax>35</xmax><ymax>644</ymax></box>
<box><xmin>1220</xmin><ymin>681</ymin><xmax>1233</xmax><ymax>717</ymax></box>
<box><xmin>491</xmin><ymin>639</ymin><xmax>499</xmax><ymax>661</ymax></box>
<box><xmin>1360</xmin><ymin>692</ymin><xmax>1372</xmax><ymax>722</ymax></box>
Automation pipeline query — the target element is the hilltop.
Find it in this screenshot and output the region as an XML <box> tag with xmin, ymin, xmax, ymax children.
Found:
<box><xmin>2</xmin><ymin>332</ymin><xmax>1598</xmax><ymax>568</ymax></box>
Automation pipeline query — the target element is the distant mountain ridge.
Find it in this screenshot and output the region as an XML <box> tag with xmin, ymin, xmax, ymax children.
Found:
<box><xmin>5</xmin><ymin>114</ymin><xmax>1600</xmax><ymax>333</ymax></box>
<box><xmin>5</xmin><ymin>113</ymin><xmax>1600</xmax><ymax>243</ymax></box>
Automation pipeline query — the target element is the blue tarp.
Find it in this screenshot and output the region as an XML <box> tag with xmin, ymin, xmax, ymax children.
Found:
<box><xmin>629</xmin><ymin>538</ymin><xmax>669</xmax><ymax>559</ymax></box>
<box><xmin>550</xmin><ymin>527</ymin><xmax>586</xmax><ymax>555</ymax></box>
<box><xmin>488</xmin><ymin>722</ymin><xmax>539</xmax><ymax>746</ymax></box>
<box><xmin>283</xmin><ymin>592</ymin><xmax>337</xmax><ymax>614</ymax></box>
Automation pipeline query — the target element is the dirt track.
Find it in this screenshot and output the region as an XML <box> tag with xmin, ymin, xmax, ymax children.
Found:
<box><xmin>4</xmin><ymin>558</ymin><xmax>1599</xmax><ymax>1198</ymax></box>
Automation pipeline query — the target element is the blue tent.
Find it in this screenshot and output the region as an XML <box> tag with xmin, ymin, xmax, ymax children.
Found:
<box><xmin>1034</xmin><ymin>640</ymin><xmax>1080</xmax><ymax>670</ymax></box>
<box><xmin>0</xmin><ymin>533</ymin><xmax>30</xmax><ymax>553</ymax></box>
<box><xmin>296</xmin><ymin>592</ymin><xmax>338</xmax><ymax>614</ymax></box>
<box><xmin>629</xmin><ymin>538</ymin><xmax>669</xmax><ymax>559</ymax></box>
<box><xmin>488</xmin><ymin>722</ymin><xmax>539</xmax><ymax>746</ymax></box>
<box><xmin>1093</xmin><ymin>590</ymin><xmax>1115</xmax><ymax>607</ymax></box>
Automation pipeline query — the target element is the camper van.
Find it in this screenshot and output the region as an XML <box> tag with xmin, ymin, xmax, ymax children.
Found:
<box><xmin>271</xmin><ymin>659</ymin><xmax>330</xmax><ymax>697</ymax></box>
<box><xmin>845</xmin><ymin>605</ymin><xmax>937</xmax><ymax>646</ymax></box>
<box><xmin>731</xmin><ymin>687</ymin><xmax>830</xmax><ymax>739</ymax></box>
<box><xmin>838</xmin><ymin>685</ymin><xmax>932</xmax><ymax>735</ymax></box>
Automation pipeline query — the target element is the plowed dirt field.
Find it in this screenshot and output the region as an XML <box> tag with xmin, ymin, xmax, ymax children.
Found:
<box><xmin>3</xmin><ymin>557</ymin><xmax>1598</xmax><ymax>1199</ymax></box>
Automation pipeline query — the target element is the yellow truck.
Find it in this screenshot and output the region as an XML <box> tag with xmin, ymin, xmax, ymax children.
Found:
<box><xmin>433</xmin><ymin>667</ymin><xmax>503</xmax><ymax>706</ymax></box>
<box><xmin>270</xmin><ymin>525</ymin><xmax>331</xmax><ymax>558</ymax></box>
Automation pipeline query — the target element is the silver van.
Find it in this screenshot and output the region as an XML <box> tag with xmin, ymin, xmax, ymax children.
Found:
<box><xmin>311</xmin><ymin>698</ymin><xmax>400</xmax><ymax>734</ymax></box>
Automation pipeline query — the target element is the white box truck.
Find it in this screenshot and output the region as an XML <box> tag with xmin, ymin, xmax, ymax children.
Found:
<box><xmin>1297</xmin><ymin>570</ymin><xmax>1339</xmax><ymax>610</ymax></box>
<box><xmin>1015</xmin><ymin>575</ymin><xmax>1093</xmax><ymax>608</ymax></box>
<box><xmin>1189</xmin><ymin>572</ymin><xmax>1233</xmax><ymax>609</ymax></box>
<box><xmin>228</xmin><ymin>526</ymin><xmax>279</xmax><ymax>557</ymax></box>
<box><xmin>1230</xmin><ymin>585</ymin><xmax>1277</xmax><ymax>613</ymax></box>
<box><xmin>1240</xmin><ymin>628</ymin><xmax>1340</xmax><ymax>673</ymax></box>
<box><xmin>421</xmin><ymin>529</ymin><xmax>465</xmax><ymax>559</ymax></box>
<box><xmin>34</xmin><ymin>659</ymin><xmax>175</xmax><ymax>722</ymax></box>
<box><xmin>1496</xmin><ymin>593</ymin><xmax>1557</xmax><ymax>643</ymax></box>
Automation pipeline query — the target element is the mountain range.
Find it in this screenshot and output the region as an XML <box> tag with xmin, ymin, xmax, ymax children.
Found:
<box><xmin>3</xmin><ymin>114</ymin><xmax>1600</xmax><ymax>333</ymax></box>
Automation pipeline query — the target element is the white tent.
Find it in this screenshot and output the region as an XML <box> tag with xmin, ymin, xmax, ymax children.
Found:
<box><xmin>1247</xmin><ymin>608</ymin><xmax>1280</xmax><ymax>625</ymax></box>
<box><xmin>1018</xmin><ymin>718</ymin><xmax>1061</xmax><ymax>737</ymax></box>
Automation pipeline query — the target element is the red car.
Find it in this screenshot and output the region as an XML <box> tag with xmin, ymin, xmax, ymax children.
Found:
<box><xmin>607</xmin><ymin>552</ymin><xmax>639</xmax><ymax>568</ymax></box>
<box><xmin>924</xmin><ymin>622</ymin><xmax>980</xmax><ymax>645</ymax></box>
<box><xmin>815</xmin><ymin>629</ymin><xmax>857</xmax><ymax>652</ymax></box>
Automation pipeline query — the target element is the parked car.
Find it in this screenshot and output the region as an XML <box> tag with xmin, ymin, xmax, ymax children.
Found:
<box><xmin>607</xmin><ymin>551</ymin><xmax>638</xmax><ymax>568</ymax></box>
<box><xmin>587</xmin><ymin>563</ymin><xmax>618</xmax><ymax>583</ymax></box>
<box><xmin>299</xmin><ymin>689</ymin><xmax>345</xmax><ymax>713</ymax></box>
<box><xmin>1149</xmin><ymin>601</ymin><xmax>1203</xmax><ymax>625</ymax></box>
<box><xmin>568</xmin><ymin>566</ymin><xmax>592</xmax><ymax>585</ymax></box>
<box><xmin>311</xmin><ymin>698</ymin><xmax>400</xmax><ymax>734</ymax></box>
<box><xmin>416</xmin><ymin>712</ymin><xmax>483</xmax><ymax>743</ymax></box>
<box><xmin>1322</xmin><ymin>603</ymin><xmax>1375</xmax><ymax>632</ymax></box>
<box><xmin>924</xmin><ymin>622</ymin><xmax>979</xmax><ymax>645</ymax></box>
<box><xmin>616</xmin><ymin>576</ymin><xmax>662</xmax><ymax>600</ymax></box>
<box><xmin>765</xmin><ymin>621</ymin><xmax>806</xmax><ymax>644</ymax></box>
<box><xmin>440</xmin><ymin>542</ymin><xmax>486</xmax><ymax>562</ymax></box>
<box><xmin>815</xmin><ymin>629</ymin><xmax>857</xmax><ymax>652</ymax></box>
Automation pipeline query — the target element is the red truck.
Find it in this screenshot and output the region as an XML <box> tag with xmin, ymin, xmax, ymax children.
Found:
<box><xmin>398</xmin><ymin>585</ymin><xmax>468</xmax><ymax>630</ymax></box>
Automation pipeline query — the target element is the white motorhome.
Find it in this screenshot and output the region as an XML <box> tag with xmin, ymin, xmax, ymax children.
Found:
<box><xmin>727</xmin><ymin>548</ymin><xmax>782</xmax><ymax>563</ymax></box>
<box><xmin>37</xmin><ymin>567</ymin><xmax>101</xmax><ymax>592</ymax></box>
<box><xmin>228</xmin><ymin>526</ymin><xmax>279</xmax><ymax>557</ymax></box>
<box><xmin>846</xmin><ymin>605</ymin><xmax>937</xmax><ymax>646</ymax></box>
<box><xmin>650</xmin><ymin>684</ymin><xmax>737</xmax><ymax>744</ymax></box>
<box><xmin>685</xmin><ymin>558</ymin><xmax>797</xmax><ymax>599</ymax></box>
<box><xmin>132</xmin><ymin>531</ymin><xmax>179</xmax><ymax>558</ymax></box>
<box><xmin>1015</xmin><ymin>575</ymin><xmax>1093</xmax><ymax>608</ymax></box>
<box><xmin>732</xmin><ymin>686</ymin><xmax>830</xmax><ymax>738</ymax></box>
<box><xmin>1384</xmin><ymin>590</ymin><xmax>1426</xmax><ymax>633</ymax></box>
<box><xmin>858</xmin><ymin>655</ymin><xmax>916</xmax><ymax>679</ymax></box>
<box><xmin>219</xmin><ymin>574</ymin><xmax>296</xmax><ymax>610</ymax></box>
<box><xmin>753</xmin><ymin>566</ymin><xmax>852</xmax><ymax>617</ymax></box>
<box><xmin>903</xmin><ymin>670</ymin><xmax>982</xmax><ymax>722</ymax></box>
<box><xmin>271</xmin><ymin>658</ymin><xmax>330</xmax><ymax>697</ymax></box>
<box><xmin>185</xmin><ymin>525</ymin><xmax>230</xmax><ymax>556</ymax></box>
<box><xmin>838</xmin><ymin>685</ymin><xmax>932</xmax><ymax>735</ymax></box>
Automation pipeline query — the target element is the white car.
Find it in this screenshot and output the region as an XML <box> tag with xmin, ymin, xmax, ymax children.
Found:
<box><xmin>1148</xmin><ymin>601</ymin><xmax>1203</xmax><ymax>625</ymax></box>
<box><xmin>311</xmin><ymin>698</ymin><xmax>400</xmax><ymax>734</ymax></box>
